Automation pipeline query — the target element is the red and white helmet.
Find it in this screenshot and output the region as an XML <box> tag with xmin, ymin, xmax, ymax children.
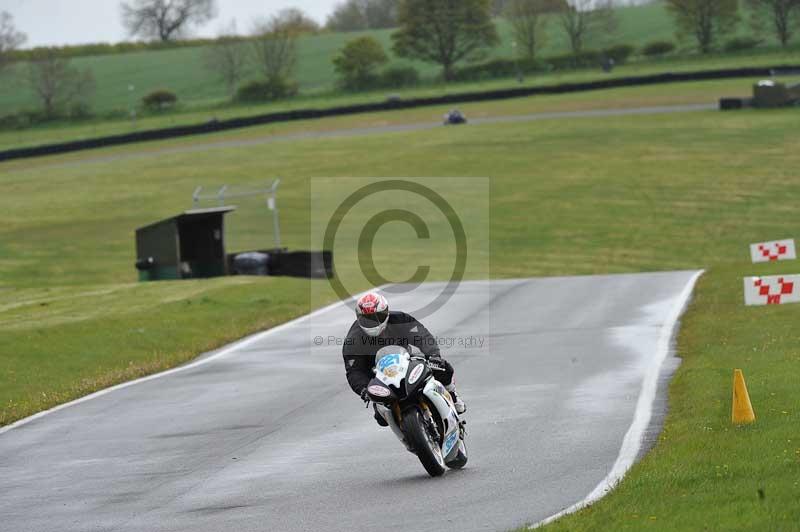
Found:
<box><xmin>355</xmin><ymin>292</ymin><xmax>389</xmax><ymax>337</ymax></box>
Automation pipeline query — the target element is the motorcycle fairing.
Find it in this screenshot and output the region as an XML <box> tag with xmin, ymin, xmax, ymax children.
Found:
<box><xmin>422</xmin><ymin>378</ymin><xmax>461</xmax><ymax>460</ymax></box>
<box><xmin>375</xmin><ymin>352</ymin><xmax>409</xmax><ymax>389</ymax></box>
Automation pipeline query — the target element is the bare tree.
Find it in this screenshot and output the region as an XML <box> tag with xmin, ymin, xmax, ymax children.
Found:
<box><xmin>251</xmin><ymin>15</ymin><xmax>298</xmax><ymax>82</ymax></box>
<box><xmin>493</xmin><ymin>0</ymin><xmax>510</xmax><ymax>16</ymax></box>
<box><xmin>559</xmin><ymin>0</ymin><xmax>618</xmax><ymax>54</ymax></box>
<box><xmin>505</xmin><ymin>0</ymin><xmax>566</xmax><ymax>58</ymax></box>
<box><xmin>497</xmin><ymin>0</ymin><xmax>567</xmax><ymax>15</ymax></box>
<box><xmin>0</xmin><ymin>11</ymin><xmax>26</xmax><ymax>76</ymax></box>
<box><xmin>326</xmin><ymin>1</ymin><xmax>367</xmax><ymax>31</ymax></box>
<box><xmin>27</xmin><ymin>49</ymin><xmax>95</xmax><ymax>118</ymax></box>
<box><xmin>203</xmin><ymin>21</ymin><xmax>248</xmax><ymax>94</ymax></box>
<box><xmin>274</xmin><ymin>8</ymin><xmax>320</xmax><ymax>34</ymax></box>
<box><xmin>666</xmin><ymin>0</ymin><xmax>739</xmax><ymax>53</ymax></box>
<box><xmin>121</xmin><ymin>0</ymin><xmax>217</xmax><ymax>42</ymax></box>
<box><xmin>364</xmin><ymin>0</ymin><xmax>399</xmax><ymax>28</ymax></box>
<box><xmin>326</xmin><ymin>0</ymin><xmax>399</xmax><ymax>31</ymax></box>
<box><xmin>747</xmin><ymin>0</ymin><xmax>800</xmax><ymax>46</ymax></box>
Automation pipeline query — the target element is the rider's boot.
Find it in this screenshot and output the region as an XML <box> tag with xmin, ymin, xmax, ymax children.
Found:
<box><xmin>373</xmin><ymin>403</ymin><xmax>389</xmax><ymax>427</ymax></box>
<box><xmin>446</xmin><ymin>384</ymin><xmax>467</xmax><ymax>414</ymax></box>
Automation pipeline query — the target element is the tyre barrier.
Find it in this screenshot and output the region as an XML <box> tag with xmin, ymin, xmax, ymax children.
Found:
<box><xmin>228</xmin><ymin>250</ymin><xmax>333</xmax><ymax>280</ymax></box>
<box><xmin>719</xmin><ymin>97</ymin><xmax>752</xmax><ymax>110</ymax></box>
<box><xmin>2</xmin><ymin>64</ymin><xmax>797</xmax><ymax>162</ymax></box>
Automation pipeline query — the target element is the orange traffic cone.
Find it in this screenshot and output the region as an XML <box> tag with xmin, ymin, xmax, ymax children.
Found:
<box><xmin>732</xmin><ymin>369</ymin><xmax>755</xmax><ymax>425</ymax></box>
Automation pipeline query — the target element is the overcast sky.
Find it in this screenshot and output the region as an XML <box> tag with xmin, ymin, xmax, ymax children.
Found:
<box><xmin>0</xmin><ymin>0</ymin><xmax>340</xmax><ymax>47</ymax></box>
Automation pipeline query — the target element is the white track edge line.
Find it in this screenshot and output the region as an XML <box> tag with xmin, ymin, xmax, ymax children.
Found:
<box><xmin>529</xmin><ymin>269</ymin><xmax>705</xmax><ymax>529</ymax></box>
<box><xmin>0</xmin><ymin>294</ymin><xmax>358</xmax><ymax>437</ymax></box>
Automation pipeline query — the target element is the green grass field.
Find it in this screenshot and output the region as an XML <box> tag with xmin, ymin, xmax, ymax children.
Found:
<box><xmin>1</xmin><ymin>81</ymin><xmax>799</xmax><ymax>528</ymax></box>
<box><xmin>1</xmin><ymin>61</ymin><xmax>798</xmax><ymax>152</ymax></box>
<box><xmin>530</xmin><ymin>261</ymin><xmax>800</xmax><ymax>531</ymax></box>
<box><xmin>3</xmin><ymin>2</ymin><xmax>687</xmax><ymax>113</ymax></box>
<box><xmin>1</xmin><ymin>0</ymin><xmax>795</xmax><ymax>153</ymax></box>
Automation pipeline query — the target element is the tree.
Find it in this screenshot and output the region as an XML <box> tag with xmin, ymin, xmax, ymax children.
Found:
<box><xmin>558</xmin><ymin>0</ymin><xmax>618</xmax><ymax>54</ymax></box>
<box><xmin>492</xmin><ymin>0</ymin><xmax>510</xmax><ymax>16</ymax></box>
<box><xmin>333</xmin><ymin>36</ymin><xmax>389</xmax><ymax>90</ymax></box>
<box><xmin>392</xmin><ymin>0</ymin><xmax>499</xmax><ymax>81</ymax></box>
<box><xmin>504</xmin><ymin>0</ymin><xmax>566</xmax><ymax>58</ymax></box>
<box><xmin>251</xmin><ymin>15</ymin><xmax>297</xmax><ymax>82</ymax></box>
<box><xmin>203</xmin><ymin>22</ymin><xmax>248</xmax><ymax>95</ymax></box>
<box><xmin>326</xmin><ymin>0</ymin><xmax>399</xmax><ymax>32</ymax></box>
<box><xmin>665</xmin><ymin>0</ymin><xmax>739</xmax><ymax>53</ymax></box>
<box><xmin>364</xmin><ymin>0</ymin><xmax>399</xmax><ymax>28</ymax></box>
<box><xmin>746</xmin><ymin>0</ymin><xmax>800</xmax><ymax>46</ymax></box>
<box><xmin>0</xmin><ymin>11</ymin><xmax>26</xmax><ymax>76</ymax></box>
<box><xmin>326</xmin><ymin>1</ymin><xmax>367</xmax><ymax>31</ymax></box>
<box><xmin>273</xmin><ymin>8</ymin><xmax>320</xmax><ymax>35</ymax></box>
<box><xmin>121</xmin><ymin>0</ymin><xmax>217</xmax><ymax>42</ymax></box>
<box><xmin>27</xmin><ymin>49</ymin><xmax>95</xmax><ymax>118</ymax></box>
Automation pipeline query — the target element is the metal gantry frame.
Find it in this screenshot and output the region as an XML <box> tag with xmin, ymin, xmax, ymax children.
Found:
<box><xmin>192</xmin><ymin>179</ymin><xmax>282</xmax><ymax>249</ymax></box>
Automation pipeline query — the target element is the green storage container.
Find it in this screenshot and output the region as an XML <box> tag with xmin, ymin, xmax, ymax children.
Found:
<box><xmin>135</xmin><ymin>207</ymin><xmax>236</xmax><ymax>281</ymax></box>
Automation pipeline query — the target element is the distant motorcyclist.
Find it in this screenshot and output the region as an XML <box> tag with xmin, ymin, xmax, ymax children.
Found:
<box><xmin>342</xmin><ymin>292</ymin><xmax>466</xmax><ymax>425</ymax></box>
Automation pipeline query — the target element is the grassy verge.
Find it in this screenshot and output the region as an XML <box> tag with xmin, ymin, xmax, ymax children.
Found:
<box><xmin>0</xmin><ymin>277</ymin><xmax>317</xmax><ymax>426</ymax></box>
<box><xmin>0</xmin><ymin>0</ymin><xmax>782</xmax><ymax>114</ymax></box>
<box><xmin>531</xmin><ymin>261</ymin><xmax>800</xmax><ymax>530</ymax></box>
<box><xmin>1</xmin><ymin>47</ymin><xmax>797</xmax><ymax>152</ymax></box>
<box><xmin>9</xmin><ymin>91</ymin><xmax>800</xmax><ymax>288</ymax></box>
<box><xmin>1</xmin><ymin>90</ymin><xmax>799</xmax><ymax>531</ymax></box>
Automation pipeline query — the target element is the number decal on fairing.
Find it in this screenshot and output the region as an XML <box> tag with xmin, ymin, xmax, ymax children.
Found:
<box><xmin>443</xmin><ymin>430</ymin><xmax>458</xmax><ymax>456</ymax></box>
<box><xmin>408</xmin><ymin>364</ymin><xmax>424</xmax><ymax>384</ymax></box>
<box><xmin>378</xmin><ymin>354</ymin><xmax>400</xmax><ymax>371</ymax></box>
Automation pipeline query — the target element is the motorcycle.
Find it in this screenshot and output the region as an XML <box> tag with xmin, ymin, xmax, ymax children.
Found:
<box><xmin>366</xmin><ymin>346</ymin><xmax>468</xmax><ymax>477</ymax></box>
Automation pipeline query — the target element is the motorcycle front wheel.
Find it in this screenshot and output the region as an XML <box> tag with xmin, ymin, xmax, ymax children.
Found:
<box><xmin>405</xmin><ymin>407</ymin><xmax>446</xmax><ymax>477</ymax></box>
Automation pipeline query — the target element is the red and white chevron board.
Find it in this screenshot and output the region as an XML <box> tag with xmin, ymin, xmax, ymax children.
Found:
<box><xmin>744</xmin><ymin>275</ymin><xmax>800</xmax><ymax>306</ymax></box>
<box><xmin>750</xmin><ymin>239</ymin><xmax>796</xmax><ymax>263</ymax></box>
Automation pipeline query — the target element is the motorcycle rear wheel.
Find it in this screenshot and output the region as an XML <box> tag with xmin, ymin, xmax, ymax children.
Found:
<box><xmin>405</xmin><ymin>407</ymin><xmax>446</xmax><ymax>477</ymax></box>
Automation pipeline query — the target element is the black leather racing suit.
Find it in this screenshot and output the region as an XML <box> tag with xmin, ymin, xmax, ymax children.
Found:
<box><xmin>342</xmin><ymin>311</ymin><xmax>455</xmax><ymax>396</ymax></box>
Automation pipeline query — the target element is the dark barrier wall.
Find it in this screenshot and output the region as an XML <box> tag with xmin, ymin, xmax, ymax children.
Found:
<box><xmin>2</xmin><ymin>65</ymin><xmax>797</xmax><ymax>162</ymax></box>
<box><xmin>228</xmin><ymin>249</ymin><xmax>333</xmax><ymax>279</ymax></box>
<box><xmin>271</xmin><ymin>251</ymin><xmax>333</xmax><ymax>279</ymax></box>
<box><xmin>719</xmin><ymin>98</ymin><xmax>752</xmax><ymax>111</ymax></box>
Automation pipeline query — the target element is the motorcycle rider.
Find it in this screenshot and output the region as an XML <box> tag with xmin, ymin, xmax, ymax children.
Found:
<box><xmin>342</xmin><ymin>292</ymin><xmax>466</xmax><ymax>425</ymax></box>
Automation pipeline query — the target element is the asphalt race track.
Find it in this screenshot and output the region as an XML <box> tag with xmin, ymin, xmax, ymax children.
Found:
<box><xmin>46</xmin><ymin>103</ymin><xmax>714</xmax><ymax>170</ymax></box>
<box><xmin>0</xmin><ymin>272</ymin><xmax>701</xmax><ymax>532</ymax></box>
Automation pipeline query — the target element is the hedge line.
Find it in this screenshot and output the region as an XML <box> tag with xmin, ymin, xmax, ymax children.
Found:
<box><xmin>7</xmin><ymin>37</ymin><xmax>248</xmax><ymax>62</ymax></box>
<box><xmin>1</xmin><ymin>65</ymin><xmax>796</xmax><ymax>162</ymax></box>
<box><xmin>452</xmin><ymin>47</ymin><xmax>637</xmax><ymax>82</ymax></box>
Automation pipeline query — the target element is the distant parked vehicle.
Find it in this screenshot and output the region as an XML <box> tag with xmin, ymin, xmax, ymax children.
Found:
<box><xmin>720</xmin><ymin>78</ymin><xmax>800</xmax><ymax>111</ymax></box>
<box><xmin>753</xmin><ymin>80</ymin><xmax>800</xmax><ymax>108</ymax></box>
<box><xmin>443</xmin><ymin>109</ymin><xmax>467</xmax><ymax>125</ymax></box>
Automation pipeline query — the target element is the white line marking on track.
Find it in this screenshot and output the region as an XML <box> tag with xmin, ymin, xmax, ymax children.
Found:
<box><xmin>530</xmin><ymin>269</ymin><xmax>704</xmax><ymax>529</ymax></box>
<box><xmin>0</xmin><ymin>295</ymin><xmax>354</xmax><ymax>437</ymax></box>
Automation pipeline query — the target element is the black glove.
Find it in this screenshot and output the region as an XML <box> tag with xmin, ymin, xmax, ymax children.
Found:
<box><xmin>360</xmin><ymin>387</ymin><xmax>370</xmax><ymax>403</ymax></box>
<box><xmin>427</xmin><ymin>354</ymin><xmax>444</xmax><ymax>371</ymax></box>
